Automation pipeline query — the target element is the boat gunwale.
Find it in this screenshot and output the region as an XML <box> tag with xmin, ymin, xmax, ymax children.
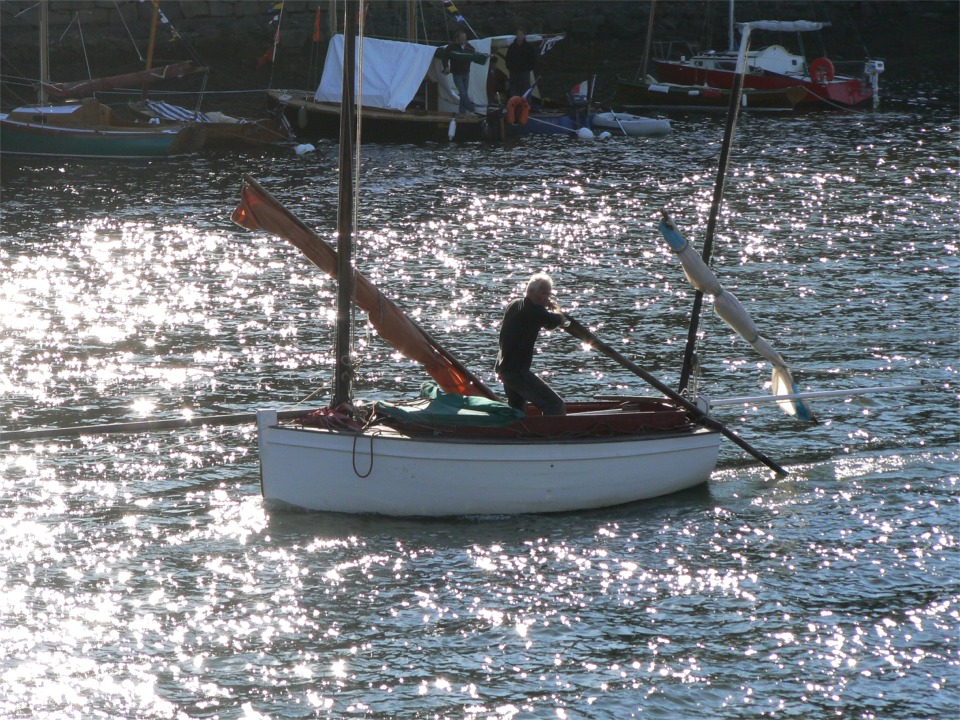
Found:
<box><xmin>267</xmin><ymin>89</ymin><xmax>485</xmax><ymax>124</ymax></box>
<box><xmin>267</xmin><ymin>419</ymin><xmax>717</xmax><ymax>446</ymax></box>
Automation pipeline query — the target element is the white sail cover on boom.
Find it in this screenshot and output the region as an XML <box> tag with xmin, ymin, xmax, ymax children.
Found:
<box><xmin>658</xmin><ymin>215</ymin><xmax>816</xmax><ymax>422</ymax></box>
<box><xmin>736</xmin><ymin>20</ymin><xmax>825</xmax><ymax>34</ymax></box>
<box><xmin>316</xmin><ymin>34</ymin><xmax>441</xmax><ymax>110</ymax></box>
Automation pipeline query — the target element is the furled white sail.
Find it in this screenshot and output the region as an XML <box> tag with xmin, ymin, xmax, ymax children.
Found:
<box><xmin>736</xmin><ymin>20</ymin><xmax>825</xmax><ymax>34</ymax></box>
<box><xmin>658</xmin><ymin>215</ymin><xmax>815</xmax><ymax>422</ymax></box>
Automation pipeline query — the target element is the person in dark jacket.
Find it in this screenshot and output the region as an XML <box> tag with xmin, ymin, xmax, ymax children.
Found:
<box><xmin>505</xmin><ymin>29</ymin><xmax>537</xmax><ymax>98</ymax></box>
<box><xmin>442</xmin><ymin>30</ymin><xmax>480</xmax><ymax>115</ymax></box>
<box><xmin>495</xmin><ymin>272</ymin><xmax>567</xmax><ymax>416</ymax></box>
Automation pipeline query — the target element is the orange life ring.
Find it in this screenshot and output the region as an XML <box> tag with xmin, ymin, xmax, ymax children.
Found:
<box><xmin>809</xmin><ymin>57</ymin><xmax>835</xmax><ymax>83</ymax></box>
<box><xmin>506</xmin><ymin>95</ymin><xmax>530</xmax><ymax>125</ymax></box>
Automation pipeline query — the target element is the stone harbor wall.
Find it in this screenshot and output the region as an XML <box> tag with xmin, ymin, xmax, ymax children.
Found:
<box><xmin>1</xmin><ymin>1</ymin><xmax>957</xmax><ymax>112</ymax></box>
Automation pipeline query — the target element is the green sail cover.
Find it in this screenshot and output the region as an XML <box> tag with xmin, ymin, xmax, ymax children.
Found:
<box><xmin>376</xmin><ymin>383</ymin><xmax>524</xmax><ymax>428</ymax></box>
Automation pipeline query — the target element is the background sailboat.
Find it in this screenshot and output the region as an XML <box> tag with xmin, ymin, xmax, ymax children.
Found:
<box><xmin>0</xmin><ymin>0</ymin><xmax>204</xmax><ymax>158</ymax></box>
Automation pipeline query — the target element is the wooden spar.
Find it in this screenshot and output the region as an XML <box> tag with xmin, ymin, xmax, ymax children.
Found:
<box><xmin>563</xmin><ymin>316</ymin><xmax>788</xmax><ymax>476</ymax></box>
<box><xmin>676</xmin><ymin>24</ymin><xmax>753</xmax><ymax>394</ymax></box>
<box><xmin>706</xmin><ymin>382</ymin><xmax>933</xmax><ymax>407</ymax></box>
<box><xmin>142</xmin><ymin>0</ymin><xmax>160</xmax><ymax>100</ymax></box>
<box><xmin>596</xmin><ymin>381</ymin><xmax>934</xmax><ymax>408</ymax></box>
<box><xmin>38</xmin><ymin>0</ymin><xmax>49</xmax><ymax>105</ymax></box>
<box><xmin>333</xmin><ymin>1</ymin><xmax>357</xmax><ymax>408</ymax></box>
<box><xmin>43</xmin><ymin>63</ymin><xmax>200</xmax><ymax>99</ymax></box>
<box><xmin>1</xmin><ymin>409</ymin><xmax>311</xmax><ymax>442</ymax></box>
<box><xmin>639</xmin><ymin>0</ymin><xmax>655</xmax><ymax>82</ymax></box>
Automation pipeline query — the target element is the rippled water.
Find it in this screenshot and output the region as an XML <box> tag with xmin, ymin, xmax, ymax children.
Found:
<box><xmin>1</xmin><ymin>91</ymin><xmax>957</xmax><ymax>718</ymax></box>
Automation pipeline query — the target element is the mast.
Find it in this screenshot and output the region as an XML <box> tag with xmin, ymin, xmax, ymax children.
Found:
<box><xmin>639</xmin><ymin>0</ymin><xmax>656</xmax><ymax>82</ymax></box>
<box><xmin>142</xmin><ymin>0</ymin><xmax>160</xmax><ymax>99</ymax></box>
<box><xmin>727</xmin><ymin>0</ymin><xmax>735</xmax><ymax>52</ymax></box>
<box><xmin>38</xmin><ymin>0</ymin><xmax>49</xmax><ymax>104</ymax></box>
<box><xmin>676</xmin><ymin>22</ymin><xmax>752</xmax><ymax>395</ymax></box>
<box><xmin>333</xmin><ymin>0</ymin><xmax>358</xmax><ymax>407</ymax></box>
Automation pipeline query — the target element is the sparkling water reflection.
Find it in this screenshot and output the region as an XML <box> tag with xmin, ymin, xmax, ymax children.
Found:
<box><xmin>1</xmin><ymin>97</ymin><xmax>957</xmax><ymax>718</ymax></box>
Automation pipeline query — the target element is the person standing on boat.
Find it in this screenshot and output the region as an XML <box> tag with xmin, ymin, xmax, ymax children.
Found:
<box><xmin>505</xmin><ymin>28</ymin><xmax>537</xmax><ymax>98</ymax></box>
<box><xmin>495</xmin><ymin>272</ymin><xmax>567</xmax><ymax>416</ymax></box>
<box><xmin>442</xmin><ymin>30</ymin><xmax>481</xmax><ymax>116</ymax></box>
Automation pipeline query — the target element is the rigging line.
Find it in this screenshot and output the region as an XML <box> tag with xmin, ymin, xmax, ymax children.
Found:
<box><xmin>113</xmin><ymin>0</ymin><xmax>145</xmax><ymax>63</ymax></box>
<box><xmin>418</xmin><ymin>0</ymin><xmax>428</xmax><ymax>43</ymax></box>
<box><xmin>155</xmin><ymin>1</ymin><xmax>205</xmax><ymax>68</ymax></box>
<box><xmin>54</xmin><ymin>14</ymin><xmax>93</xmax><ymax>82</ymax></box>
<box><xmin>193</xmin><ymin>72</ymin><xmax>209</xmax><ymax>114</ymax></box>
<box><xmin>57</xmin><ymin>13</ymin><xmax>78</xmax><ymax>43</ymax></box>
<box><xmin>14</xmin><ymin>3</ymin><xmax>39</xmax><ymax>18</ymax></box>
<box><xmin>76</xmin><ymin>14</ymin><xmax>92</xmax><ymax>86</ymax></box>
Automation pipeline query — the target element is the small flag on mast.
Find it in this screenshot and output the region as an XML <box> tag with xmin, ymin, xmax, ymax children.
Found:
<box><xmin>569</xmin><ymin>80</ymin><xmax>590</xmax><ymax>100</ymax></box>
<box><xmin>443</xmin><ymin>0</ymin><xmax>465</xmax><ymax>24</ymax></box>
<box><xmin>266</xmin><ymin>1</ymin><xmax>284</xmax><ymax>25</ymax></box>
<box><xmin>539</xmin><ymin>34</ymin><xmax>565</xmax><ymax>55</ymax></box>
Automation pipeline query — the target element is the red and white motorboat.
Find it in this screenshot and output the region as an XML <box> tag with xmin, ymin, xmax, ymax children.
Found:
<box><xmin>653</xmin><ymin>20</ymin><xmax>884</xmax><ymax>109</ymax></box>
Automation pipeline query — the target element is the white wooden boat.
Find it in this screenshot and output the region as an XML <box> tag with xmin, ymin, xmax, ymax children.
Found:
<box><xmin>231</xmin><ymin>7</ymin><xmax>795</xmax><ymax>517</ymax></box>
<box><xmin>233</xmin><ymin>175</ymin><xmax>738</xmax><ymax>516</ymax></box>
<box><xmin>591</xmin><ymin>111</ymin><xmax>670</xmax><ymax>136</ymax></box>
<box><xmin>255</xmin><ymin>406</ymin><xmax>720</xmax><ymax>516</ymax></box>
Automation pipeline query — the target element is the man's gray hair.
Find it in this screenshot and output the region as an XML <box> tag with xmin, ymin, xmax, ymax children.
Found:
<box><xmin>526</xmin><ymin>272</ymin><xmax>554</xmax><ymax>297</ymax></box>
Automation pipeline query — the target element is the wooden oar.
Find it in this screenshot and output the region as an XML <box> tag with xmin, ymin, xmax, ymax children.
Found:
<box><xmin>0</xmin><ymin>409</ymin><xmax>311</xmax><ymax>442</ymax></box>
<box><xmin>563</xmin><ymin>316</ymin><xmax>788</xmax><ymax>476</ymax></box>
<box><xmin>610</xmin><ymin>110</ymin><xmax>628</xmax><ymax>136</ymax></box>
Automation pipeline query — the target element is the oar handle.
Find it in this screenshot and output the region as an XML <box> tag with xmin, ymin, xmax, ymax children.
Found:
<box><xmin>563</xmin><ymin>316</ymin><xmax>788</xmax><ymax>476</ymax></box>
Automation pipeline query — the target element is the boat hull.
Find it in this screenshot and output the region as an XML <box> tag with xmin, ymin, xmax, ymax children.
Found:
<box><xmin>591</xmin><ymin>112</ymin><xmax>670</xmax><ymax>136</ymax></box>
<box><xmin>268</xmin><ymin>89</ymin><xmax>488</xmax><ymax>143</ymax></box>
<box><xmin>616</xmin><ymin>79</ymin><xmax>803</xmax><ymax>112</ymax></box>
<box><xmin>0</xmin><ymin>115</ymin><xmax>203</xmax><ymax>158</ymax></box>
<box><xmin>503</xmin><ymin>110</ymin><xmax>593</xmax><ymax>136</ymax></box>
<box><xmin>256</xmin><ymin>408</ymin><xmax>721</xmax><ymax>516</ymax></box>
<box><xmin>128</xmin><ymin>101</ymin><xmax>292</xmax><ymax>150</ymax></box>
<box><xmin>652</xmin><ymin>61</ymin><xmax>873</xmax><ymax>108</ymax></box>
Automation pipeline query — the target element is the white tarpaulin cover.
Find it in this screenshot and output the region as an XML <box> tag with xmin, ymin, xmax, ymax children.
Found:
<box><xmin>315</xmin><ymin>34</ymin><xmax>442</xmax><ymax>110</ymax></box>
<box><xmin>314</xmin><ymin>34</ymin><xmax>561</xmax><ymax>114</ymax></box>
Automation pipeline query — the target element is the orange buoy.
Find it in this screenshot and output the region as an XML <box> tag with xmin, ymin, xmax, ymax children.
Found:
<box><xmin>506</xmin><ymin>95</ymin><xmax>530</xmax><ymax>125</ymax></box>
<box><xmin>809</xmin><ymin>57</ymin><xmax>835</xmax><ymax>83</ymax></box>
